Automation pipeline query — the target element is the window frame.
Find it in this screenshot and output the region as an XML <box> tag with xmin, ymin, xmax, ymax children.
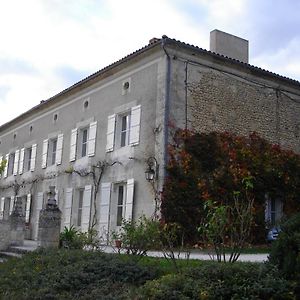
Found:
<box><xmin>24</xmin><ymin>147</ymin><xmax>32</xmax><ymax>172</ymax></box>
<box><xmin>78</xmin><ymin>127</ymin><xmax>89</xmax><ymax>158</ymax></box>
<box><xmin>116</xmin><ymin>183</ymin><xmax>126</xmax><ymax>227</ymax></box>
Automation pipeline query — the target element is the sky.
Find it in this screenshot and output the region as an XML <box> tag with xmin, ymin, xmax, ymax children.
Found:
<box><xmin>0</xmin><ymin>0</ymin><xmax>300</xmax><ymax>126</ymax></box>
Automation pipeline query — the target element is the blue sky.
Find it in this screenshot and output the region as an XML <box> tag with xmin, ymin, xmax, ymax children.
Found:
<box><xmin>0</xmin><ymin>0</ymin><xmax>300</xmax><ymax>125</ymax></box>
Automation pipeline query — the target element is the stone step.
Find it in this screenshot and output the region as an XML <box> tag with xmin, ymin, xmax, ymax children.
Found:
<box><xmin>0</xmin><ymin>251</ymin><xmax>22</xmax><ymax>259</ymax></box>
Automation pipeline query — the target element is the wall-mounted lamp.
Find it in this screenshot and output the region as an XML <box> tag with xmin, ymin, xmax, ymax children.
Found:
<box><xmin>145</xmin><ymin>157</ymin><xmax>159</xmax><ymax>181</ymax></box>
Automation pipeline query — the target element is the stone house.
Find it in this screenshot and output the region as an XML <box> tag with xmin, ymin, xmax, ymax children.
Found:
<box><xmin>0</xmin><ymin>30</ymin><xmax>299</xmax><ymax>242</ymax></box>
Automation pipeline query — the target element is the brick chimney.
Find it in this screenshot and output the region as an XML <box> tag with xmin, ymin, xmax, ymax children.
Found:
<box><xmin>210</xmin><ymin>29</ymin><xmax>249</xmax><ymax>63</ymax></box>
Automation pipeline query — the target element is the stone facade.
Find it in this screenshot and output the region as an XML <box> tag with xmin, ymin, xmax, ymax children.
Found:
<box><xmin>188</xmin><ymin>69</ymin><xmax>300</xmax><ymax>153</ymax></box>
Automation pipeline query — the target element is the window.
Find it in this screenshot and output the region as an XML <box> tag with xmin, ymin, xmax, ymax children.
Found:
<box><xmin>48</xmin><ymin>138</ymin><xmax>58</xmax><ymax>166</ymax></box>
<box><xmin>80</xmin><ymin>128</ymin><xmax>88</xmax><ymax>158</ymax></box>
<box><xmin>7</xmin><ymin>153</ymin><xmax>15</xmax><ymax>176</ymax></box>
<box><xmin>265</xmin><ymin>197</ymin><xmax>283</xmax><ymax>227</ymax></box>
<box><xmin>77</xmin><ymin>189</ymin><xmax>84</xmax><ymax>227</ymax></box>
<box><xmin>69</xmin><ymin>122</ymin><xmax>97</xmax><ymax>162</ymax></box>
<box><xmin>120</xmin><ymin>114</ymin><xmax>130</xmax><ymax>147</ymax></box>
<box><xmin>25</xmin><ymin>147</ymin><xmax>32</xmax><ymax>172</ymax></box>
<box><xmin>106</xmin><ymin>105</ymin><xmax>141</xmax><ymax>152</ymax></box>
<box><xmin>19</xmin><ymin>144</ymin><xmax>37</xmax><ymax>174</ymax></box>
<box><xmin>42</xmin><ymin>134</ymin><xmax>63</xmax><ymax>168</ymax></box>
<box><xmin>116</xmin><ymin>185</ymin><xmax>126</xmax><ymax>226</ymax></box>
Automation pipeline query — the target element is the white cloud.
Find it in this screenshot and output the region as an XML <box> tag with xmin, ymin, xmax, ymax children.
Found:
<box><xmin>0</xmin><ymin>0</ymin><xmax>299</xmax><ymax>126</ymax></box>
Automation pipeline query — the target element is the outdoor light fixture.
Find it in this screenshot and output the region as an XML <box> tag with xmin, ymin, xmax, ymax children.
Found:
<box><xmin>145</xmin><ymin>157</ymin><xmax>159</xmax><ymax>181</ymax></box>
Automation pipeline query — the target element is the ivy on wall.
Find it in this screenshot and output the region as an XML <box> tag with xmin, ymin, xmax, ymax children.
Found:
<box><xmin>161</xmin><ymin>129</ymin><xmax>300</xmax><ymax>244</ymax></box>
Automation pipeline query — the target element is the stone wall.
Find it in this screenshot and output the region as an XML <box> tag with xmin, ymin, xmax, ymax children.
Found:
<box><xmin>0</xmin><ymin>220</ymin><xmax>11</xmax><ymax>250</ymax></box>
<box><xmin>188</xmin><ymin>69</ymin><xmax>300</xmax><ymax>153</ymax></box>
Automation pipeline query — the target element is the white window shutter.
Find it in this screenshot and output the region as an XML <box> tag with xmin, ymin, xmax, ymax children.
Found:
<box><xmin>99</xmin><ymin>182</ymin><xmax>111</xmax><ymax>240</ymax></box>
<box><xmin>0</xmin><ymin>197</ymin><xmax>4</xmax><ymax>220</ymax></box>
<box><xmin>106</xmin><ymin>114</ymin><xmax>116</xmax><ymax>152</ymax></box>
<box><xmin>13</xmin><ymin>149</ymin><xmax>20</xmax><ymax>175</ymax></box>
<box><xmin>64</xmin><ymin>188</ymin><xmax>73</xmax><ymax>229</ymax></box>
<box><xmin>25</xmin><ymin>194</ymin><xmax>31</xmax><ymax>223</ymax></box>
<box><xmin>19</xmin><ymin>148</ymin><xmax>25</xmax><ymax>175</ymax></box>
<box><xmin>70</xmin><ymin>128</ymin><xmax>77</xmax><ymax>162</ymax></box>
<box><xmin>129</xmin><ymin>105</ymin><xmax>141</xmax><ymax>146</ymax></box>
<box><xmin>125</xmin><ymin>178</ymin><xmax>134</xmax><ymax>221</ymax></box>
<box><xmin>9</xmin><ymin>196</ymin><xmax>15</xmax><ymax>215</ymax></box>
<box><xmin>34</xmin><ymin>192</ymin><xmax>44</xmax><ymax>240</ymax></box>
<box><xmin>88</xmin><ymin>121</ymin><xmax>97</xmax><ymax>157</ymax></box>
<box><xmin>3</xmin><ymin>154</ymin><xmax>9</xmax><ymax>178</ymax></box>
<box><xmin>42</xmin><ymin>139</ymin><xmax>48</xmax><ymax>168</ymax></box>
<box><xmin>56</xmin><ymin>134</ymin><xmax>64</xmax><ymax>165</ymax></box>
<box><xmin>81</xmin><ymin>185</ymin><xmax>92</xmax><ymax>232</ymax></box>
<box><xmin>30</xmin><ymin>144</ymin><xmax>37</xmax><ymax>171</ymax></box>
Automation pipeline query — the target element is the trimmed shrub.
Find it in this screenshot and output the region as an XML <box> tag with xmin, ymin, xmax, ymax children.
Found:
<box><xmin>268</xmin><ymin>212</ymin><xmax>300</xmax><ymax>280</ymax></box>
<box><xmin>138</xmin><ymin>262</ymin><xmax>294</xmax><ymax>300</ymax></box>
<box><xmin>0</xmin><ymin>249</ymin><xmax>158</xmax><ymax>299</ymax></box>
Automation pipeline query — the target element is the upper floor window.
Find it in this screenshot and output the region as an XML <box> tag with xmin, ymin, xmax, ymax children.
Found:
<box><xmin>25</xmin><ymin>147</ymin><xmax>32</xmax><ymax>172</ymax></box>
<box><xmin>106</xmin><ymin>105</ymin><xmax>141</xmax><ymax>152</ymax></box>
<box><xmin>7</xmin><ymin>153</ymin><xmax>15</xmax><ymax>176</ymax></box>
<box><xmin>48</xmin><ymin>138</ymin><xmax>58</xmax><ymax>166</ymax></box>
<box><xmin>79</xmin><ymin>128</ymin><xmax>88</xmax><ymax>158</ymax></box>
<box><xmin>18</xmin><ymin>144</ymin><xmax>37</xmax><ymax>174</ymax></box>
<box><xmin>69</xmin><ymin>122</ymin><xmax>97</xmax><ymax>162</ymax></box>
<box><xmin>120</xmin><ymin>114</ymin><xmax>130</xmax><ymax>147</ymax></box>
<box><xmin>42</xmin><ymin>134</ymin><xmax>63</xmax><ymax>168</ymax></box>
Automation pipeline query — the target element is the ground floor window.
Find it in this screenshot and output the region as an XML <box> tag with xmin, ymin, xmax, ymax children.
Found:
<box><xmin>116</xmin><ymin>184</ymin><xmax>126</xmax><ymax>226</ymax></box>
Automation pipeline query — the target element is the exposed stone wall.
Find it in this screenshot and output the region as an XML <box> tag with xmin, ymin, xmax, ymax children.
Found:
<box><xmin>188</xmin><ymin>69</ymin><xmax>300</xmax><ymax>153</ymax></box>
<box><xmin>0</xmin><ymin>220</ymin><xmax>10</xmax><ymax>250</ymax></box>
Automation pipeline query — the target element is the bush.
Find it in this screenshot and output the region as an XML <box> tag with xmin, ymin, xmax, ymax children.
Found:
<box><xmin>268</xmin><ymin>213</ymin><xmax>300</xmax><ymax>280</ymax></box>
<box><xmin>0</xmin><ymin>249</ymin><xmax>158</xmax><ymax>299</ymax></box>
<box><xmin>138</xmin><ymin>262</ymin><xmax>294</xmax><ymax>300</ymax></box>
<box><xmin>59</xmin><ymin>226</ymin><xmax>101</xmax><ymax>250</ymax></box>
<box><xmin>112</xmin><ymin>216</ymin><xmax>161</xmax><ymax>256</ymax></box>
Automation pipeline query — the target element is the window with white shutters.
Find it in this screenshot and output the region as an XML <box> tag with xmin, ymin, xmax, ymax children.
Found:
<box><xmin>105</xmin><ymin>105</ymin><xmax>141</xmax><ymax>152</ymax></box>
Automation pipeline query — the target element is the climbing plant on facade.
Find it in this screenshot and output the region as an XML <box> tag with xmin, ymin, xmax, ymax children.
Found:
<box><xmin>161</xmin><ymin>129</ymin><xmax>300</xmax><ymax>244</ymax></box>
